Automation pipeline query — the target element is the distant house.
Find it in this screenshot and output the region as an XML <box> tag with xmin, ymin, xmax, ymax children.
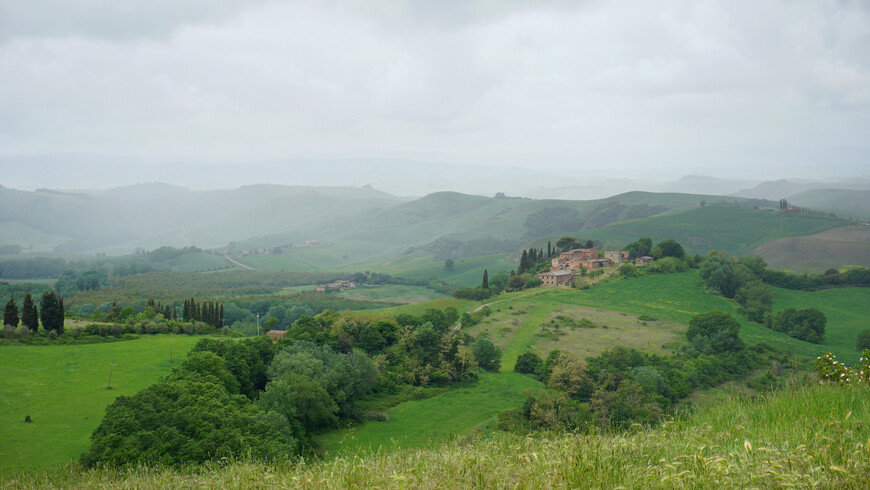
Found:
<box><xmin>305</xmin><ymin>240</ymin><xmax>321</xmax><ymax>247</ymax></box>
<box><xmin>635</xmin><ymin>256</ymin><xmax>654</xmax><ymax>265</ymax></box>
<box><xmin>315</xmin><ymin>280</ymin><xmax>356</xmax><ymax>292</ymax></box>
<box><xmin>536</xmin><ymin>270</ymin><xmax>574</xmax><ymax>286</ymax></box>
<box><xmin>604</xmin><ymin>250</ymin><xmax>630</xmax><ymax>264</ymax></box>
<box><xmin>266</xmin><ymin>330</ymin><xmax>286</xmax><ymax>341</ymax></box>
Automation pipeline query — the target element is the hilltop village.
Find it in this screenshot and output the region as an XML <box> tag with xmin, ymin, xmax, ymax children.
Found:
<box><xmin>536</xmin><ymin>248</ymin><xmax>652</xmax><ymax>286</ymax></box>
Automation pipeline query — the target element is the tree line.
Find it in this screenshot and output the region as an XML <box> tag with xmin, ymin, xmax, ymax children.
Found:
<box><xmin>3</xmin><ymin>290</ymin><xmax>64</xmax><ymax>335</ymax></box>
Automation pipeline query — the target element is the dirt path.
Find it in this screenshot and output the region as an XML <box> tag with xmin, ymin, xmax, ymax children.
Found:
<box><xmin>453</xmin><ymin>292</ymin><xmax>537</xmax><ymax>330</ymax></box>
<box><xmin>224</xmin><ymin>255</ymin><xmax>256</xmax><ymax>271</ymax></box>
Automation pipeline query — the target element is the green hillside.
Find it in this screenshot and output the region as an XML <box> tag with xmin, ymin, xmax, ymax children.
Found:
<box><xmin>571</xmin><ymin>206</ymin><xmax>844</xmax><ymax>256</ymax></box>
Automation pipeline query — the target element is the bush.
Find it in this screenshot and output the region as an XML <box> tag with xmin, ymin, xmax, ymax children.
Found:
<box><xmin>473</xmin><ymin>337</ymin><xmax>502</xmax><ymax>372</ymax></box>
<box><xmin>619</xmin><ymin>264</ymin><xmax>640</xmax><ymax>277</ymax></box>
<box><xmin>647</xmin><ymin>257</ymin><xmax>688</xmax><ymax>274</ymax></box>
<box><xmin>765</xmin><ymin>308</ymin><xmax>826</xmax><ymax>343</ymax></box>
<box><xmin>514</xmin><ymin>351</ymin><xmax>543</xmax><ymax>374</ymax></box>
<box><xmin>686</xmin><ymin>311</ymin><xmax>743</xmax><ymax>352</ymax></box>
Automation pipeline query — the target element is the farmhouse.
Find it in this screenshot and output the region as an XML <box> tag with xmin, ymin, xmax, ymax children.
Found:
<box><xmin>266</xmin><ymin>330</ymin><xmax>286</xmax><ymax>341</ymax></box>
<box><xmin>551</xmin><ymin>248</ymin><xmax>599</xmax><ymax>271</ymax></box>
<box><xmin>536</xmin><ymin>270</ymin><xmax>574</xmax><ymax>286</ymax></box>
<box><xmin>316</xmin><ymin>280</ymin><xmax>356</xmax><ymax>292</ymax></box>
<box><xmin>604</xmin><ymin>250</ymin><xmax>630</xmax><ymax>264</ymax></box>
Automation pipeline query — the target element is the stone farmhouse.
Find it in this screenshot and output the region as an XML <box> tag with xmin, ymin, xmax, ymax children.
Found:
<box><xmin>604</xmin><ymin>250</ymin><xmax>630</xmax><ymax>264</ymax></box>
<box><xmin>266</xmin><ymin>329</ymin><xmax>287</xmax><ymax>341</ymax></box>
<box><xmin>635</xmin><ymin>256</ymin><xmax>654</xmax><ymax>265</ymax></box>
<box><xmin>536</xmin><ymin>248</ymin><xmax>630</xmax><ymax>286</ymax></box>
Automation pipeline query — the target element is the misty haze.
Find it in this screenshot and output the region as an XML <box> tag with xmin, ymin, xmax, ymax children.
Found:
<box><xmin>2</xmin><ymin>1</ymin><xmax>869</xmax><ymax>487</ymax></box>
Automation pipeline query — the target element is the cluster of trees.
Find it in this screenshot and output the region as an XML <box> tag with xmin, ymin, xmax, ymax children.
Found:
<box><xmin>2</xmin><ymin>291</ymin><xmax>62</xmax><ymax>334</ymax></box>
<box><xmin>454</xmin><ymin>266</ymin><xmax>544</xmax><ymax>300</ymax></box>
<box><xmin>764</xmin><ymin>308</ymin><xmax>827</xmax><ymax>344</ymax></box>
<box><xmin>700</xmin><ymin>252</ymin><xmax>773</xmax><ymax>322</ymax></box>
<box><xmin>82</xmin><ymin>337</ymin><xmax>293</xmax><ymax>466</ymax></box>
<box><xmin>502</xmin><ymin>311</ymin><xmax>785</xmax><ymax>433</ymax></box>
<box><xmin>83</xmin><ymin>305</ymin><xmax>503</xmax><ymax>466</ymax></box>
<box><xmin>699</xmin><ymin>251</ymin><xmax>829</xmax><ymax>342</ymax></box>
<box><xmin>182</xmin><ymin>298</ymin><xmax>224</xmax><ymax>328</ymax></box>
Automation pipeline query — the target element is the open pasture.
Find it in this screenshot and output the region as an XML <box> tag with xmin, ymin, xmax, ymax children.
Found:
<box><xmin>315</xmin><ymin>372</ymin><xmax>541</xmax><ymax>457</ymax></box>
<box><xmin>0</xmin><ymin>335</ymin><xmax>201</xmax><ymax>474</ymax></box>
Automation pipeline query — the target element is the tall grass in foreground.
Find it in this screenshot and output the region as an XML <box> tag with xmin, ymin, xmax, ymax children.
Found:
<box><xmin>5</xmin><ymin>384</ymin><xmax>868</xmax><ymax>488</ymax></box>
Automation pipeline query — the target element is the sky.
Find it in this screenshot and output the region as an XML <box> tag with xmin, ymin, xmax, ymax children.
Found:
<box><xmin>1</xmin><ymin>0</ymin><xmax>869</xmax><ymax>191</ymax></box>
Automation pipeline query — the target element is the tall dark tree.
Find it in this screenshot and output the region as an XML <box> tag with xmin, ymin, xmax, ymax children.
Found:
<box><xmin>21</xmin><ymin>293</ymin><xmax>38</xmax><ymax>332</ymax></box>
<box><xmin>519</xmin><ymin>250</ymin><xmax>528</xmax><ymax>274</ymax></box>
<box><xmin>219</xmin><ymin>304</ymin><xmax>224</xmax><ymax>327</ymax></box>
<box><xmin>547</xmin><ymin>241</ymin><xmax>552</xmax><ymax>258</ymax></box>
<box><xmin>4</xmin><ymin>297</ymin><xmax>18</xmax><ymax>327</ymax></box>
<box><xmin>40</xmin><ymin>290</ymin><xmax>60</xmax><ymax>333</ymax></box>
<box><xmin>57</xmin><ymin>297</ymin><xmax>64</xmax><ymax>333</ymax></box>
<box><xmin>482</xmin><ymin>269</ymin><xmax>489</xmax><ymax>289</ymax></box>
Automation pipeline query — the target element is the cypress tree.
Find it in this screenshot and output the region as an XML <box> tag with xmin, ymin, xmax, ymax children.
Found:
<box><xmin>21</xmin><ymin>293</ymin><xmax>38</xmax><ymax>332</ymax></box>
<box><xmin>40</xmin><ymin>290</ymin><xmax>59</xmax><ymax>333</ymax></box>
<box><xmin>219</xmin><ymin>304</ymin><xmax>224</xmax><ymax>328</ymax></box>
<box><xmin>519</xmin><ymin>250</ymin><xmax>528</xmax><ymax>274</ymax></box>
<box><xmin>547</xmin><ymin>241</ymin><xmax>552</xmax><ymax>258</ymax></box>
<box><xmin>4</xmin><ymin>297</ymin><xmax>18</xmax><ymax>327</ymax></box>
<box><xmin>482</xmin><ymin>269</ymin><xmax>489</xmax><ymax>289</ymax></box>
<box><xmin>57</xmin><ymin>297</ymin><xmax>64</xmax><ymax>333</ymax></box>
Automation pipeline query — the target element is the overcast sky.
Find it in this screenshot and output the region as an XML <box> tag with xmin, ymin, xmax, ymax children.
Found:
<box><xmin>1</xmin><ymin>0</ymin><xmax>869</xmax><ymax>190</ymax></box>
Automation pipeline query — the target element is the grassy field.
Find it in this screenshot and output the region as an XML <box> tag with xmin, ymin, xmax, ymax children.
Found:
<box><xmin>0</xmin><ymin>335</ymin><xmax>201</xmax><ymax>474</ymax></box>
<box><xmin>470</xmin><ymin>302</ymin><xmax>686</xmax><ymax>362</ymax></box>
<box><xmin>7</xmin><ymin>384</ymin><xmax>869</xmax><ymax>488</ymax></box>
<box><xmin>336</xmin><ymin>285</ymin><xmax>448</xmax><ymax>304</ymax></box>
<box><xmin>315</xmin><ymin>372</ymin><xmax>542</xmax><ymax>456</ymax></box>
<box><xmin>460</xmin><ymin>271</ymin><xmax>867</xmax><ymax>364</ymax></box>
<box><xmin>771</xmin><ymin>286</ymin><xmax>870</xmax><ymax>364</ymax></box>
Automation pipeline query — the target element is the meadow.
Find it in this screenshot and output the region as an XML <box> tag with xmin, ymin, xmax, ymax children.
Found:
<box><xmin>0</xmin><ymin>335</ymin><xmax>201</xmax><ymax>474</ymax></box>
<box><xmin>7</xmin><ymin>384</ymin><xmax>868</xmax><ymax>488</ymax></box>
<box><xmin>771</xmin><ymin>286</ymin><xmax>870</xmax><ymax>364</ymax></box>
<box><xmin>315</xmin><ymin>372</ymin><xmax>541</xmax><ymax>456</ymax></box>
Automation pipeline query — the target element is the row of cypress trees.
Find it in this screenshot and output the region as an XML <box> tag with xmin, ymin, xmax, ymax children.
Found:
<box><xmin>3</xmin><ymin>291</ymin><xmax>63</xmax><ymax>333</ymax></box>
<box><xmin>182</xmin><ymin>298</ymin><xmax>224</xmax><ymax>328</ymax></box>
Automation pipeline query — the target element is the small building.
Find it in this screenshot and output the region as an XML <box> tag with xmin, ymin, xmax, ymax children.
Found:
<box><xmin>586</xmin><ymin>258</ymin><xmax>612</xmax><ymax>269</ymax></box>
<box><xmin>635</xmin><ymin>256</ymin><xmax>654</xmax><ymax>265</ymax></box>
<box><xmin>604</xmin><ymin>250</ymin><xmax>630</xmax><ymax>264</ymax></box>
<box><xmin>315</xmin><ymin>286</ymin><xmax>326</xmax><ymax>292</ymax></box>
<box><xmin>266</xmin><ymin>330</ymin><xmax>287</xmax><ymax>341</ymax></box>
<box><xmin>536</xmin><ymin>270</ymin><xmax>574</xmax><ymax>286</ymax></box>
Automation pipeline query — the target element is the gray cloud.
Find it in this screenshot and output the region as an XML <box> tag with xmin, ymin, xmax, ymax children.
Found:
<box><xmin>0</xmin><ymin>0</ymin><xmax>868</xmax><ymax>186</ymax></box>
